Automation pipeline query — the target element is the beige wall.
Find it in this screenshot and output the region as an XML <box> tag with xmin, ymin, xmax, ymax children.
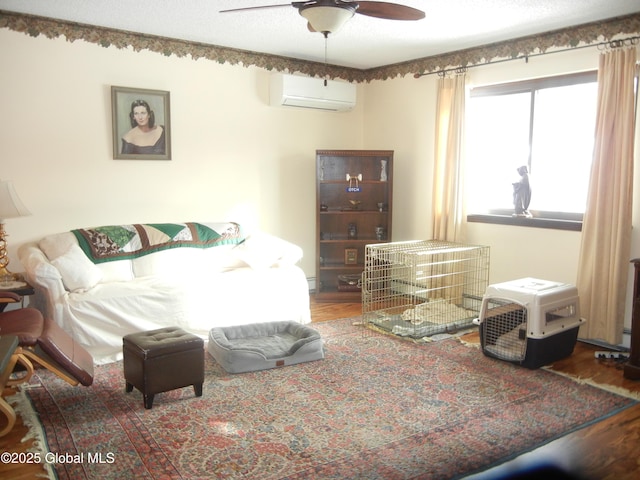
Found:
<box><xmin>363</xmin><ymin>74</ymin><xmax>438</xmax><ymax>242</ymax></box>
<box><xmin>0</xmin><ymin>29</ymin><xmax>365</xmax><ymax>277</ymax></box>
<box><xmin>2</xmin><ymin>27</ymin><xmax>639</xmax><ymax>340</ymax></box>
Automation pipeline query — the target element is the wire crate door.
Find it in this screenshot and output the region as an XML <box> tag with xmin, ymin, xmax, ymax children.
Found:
<box><xmin>481</xmin><ymin>298</ymin><xmax>528</xmax><ymax>362</ymax></box>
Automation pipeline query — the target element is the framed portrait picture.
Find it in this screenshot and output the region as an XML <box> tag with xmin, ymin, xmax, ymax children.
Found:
<box><xmin>111</xmin><ymin>86</ymin><xmax>171</xmax><ymax>160</ymax></box>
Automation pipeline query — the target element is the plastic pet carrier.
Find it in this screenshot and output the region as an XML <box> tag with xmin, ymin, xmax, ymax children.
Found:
<box><xmin>479</xmin><ymin>278</ymin><xmax>585</xmax><ymax>369</ymax></box>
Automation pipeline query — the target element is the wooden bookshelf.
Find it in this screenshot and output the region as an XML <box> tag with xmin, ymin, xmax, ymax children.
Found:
<box><xmin>315</xmin><ymin>150</ymin><xmax>393</xmax><ymax>302</ymax></box>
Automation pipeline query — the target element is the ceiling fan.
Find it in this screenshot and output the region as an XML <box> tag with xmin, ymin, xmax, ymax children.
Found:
<box><xmin>221</xmin><ymin>1</ymin><xmax>425</xmax><ymax>36</ymax></box>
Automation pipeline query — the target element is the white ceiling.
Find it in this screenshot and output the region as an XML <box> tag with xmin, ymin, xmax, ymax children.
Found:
<box><xmin>1</xmin><ymin>0</ymin><xmax>639</xmax><ymax>69</ymax></box>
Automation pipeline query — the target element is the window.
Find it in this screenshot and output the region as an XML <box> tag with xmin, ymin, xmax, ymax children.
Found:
<box><xmin>466</xmin><ymin>71</ymin><xmax>598</xmax><ymax>228</ymax></box>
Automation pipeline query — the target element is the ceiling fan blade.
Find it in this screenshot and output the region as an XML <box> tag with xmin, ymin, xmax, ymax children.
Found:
<box><xmin>355</xmin><ymin>1</ymin><xmax>425</xmax><ymax>20</ymax></box>
<box><xmin>220</xmin><ymin>4</ymin><xmax>291</xmax><ymax>13</ymax></box>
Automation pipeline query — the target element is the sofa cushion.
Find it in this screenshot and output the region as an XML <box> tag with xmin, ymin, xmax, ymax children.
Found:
<box><xmin>95</xmin><ymin>261</ymin><xmax>135</xmax><ymax>283</ymax></box>
<box><xmin>132</xmin><ymin>244</ymin><xmax>242</xmax><ymax>279</ymax></box>
<box><xmin>51</xmin><ymin>244</ymin><xmax>103</xmax><ymax>292</ymax></box>
<box><xmin>233</xmin><ymin>232</ymin><xmax>303</xmax><ymax>269</ymax></box>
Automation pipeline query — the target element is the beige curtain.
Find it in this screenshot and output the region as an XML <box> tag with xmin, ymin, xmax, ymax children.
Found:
<box><xmin>432</xmin><ymin>73</ymin><xmax>467</xmax><ymax>243</ymax></box>
<box><xmin>431</xmin><ymin>73</ymin><xmax>467</xmax><ymax>304</ymax></box>
<box><xmin>576</xmin><ymin>47</ymin><xmax>638</xmax><ymax>344</ymax></box>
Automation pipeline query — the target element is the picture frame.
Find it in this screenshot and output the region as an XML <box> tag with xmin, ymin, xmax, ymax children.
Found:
<box><xmin>344</xmin><ymin>248</ymin><xmax>358</xmax><ymax>265</ymax></box>
<box><xmin>111</xmin><ymin>86</ymin><xmax>171</xmax><ymax>160</ymax></box>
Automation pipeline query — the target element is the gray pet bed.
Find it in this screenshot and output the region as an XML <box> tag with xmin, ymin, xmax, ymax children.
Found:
<box><xmin>207</xmin><ymin>321</ymin><xmax>324</xmax><ymax>373</ymax></box>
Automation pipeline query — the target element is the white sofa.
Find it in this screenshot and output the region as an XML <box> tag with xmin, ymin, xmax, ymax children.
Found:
<box><xmin>18</xmin><ymin>222</ymin><xmax>311</xmax><ymax>364</ymax></box>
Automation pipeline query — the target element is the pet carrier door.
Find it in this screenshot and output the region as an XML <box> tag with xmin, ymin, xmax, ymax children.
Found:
<box><xmin>480</xmin><ymin>298</ymin><xmax>528</xmax><ymax>363</ymax></box>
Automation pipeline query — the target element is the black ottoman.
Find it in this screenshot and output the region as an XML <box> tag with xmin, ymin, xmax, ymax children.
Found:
<box><xmin>123</xmin><ymin>327</ymin><xmax>204</xmax><ymax>409</ymax></box>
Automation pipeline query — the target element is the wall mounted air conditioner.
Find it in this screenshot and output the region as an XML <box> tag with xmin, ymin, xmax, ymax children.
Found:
<box><xmin>269</xmin><ymin>73</ymin><xmax>356</xmax><ymax>112</ymax></box>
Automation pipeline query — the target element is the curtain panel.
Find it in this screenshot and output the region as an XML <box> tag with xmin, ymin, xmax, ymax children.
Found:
<box><xmin>432</xmin><ymin>74</ymin><xmax>467</xmax><ymax>243</ymax></box>
<box><xmin>576</xmin><ymin>47</ymin><xmax>638</xmax><ymax>344</ymax></box>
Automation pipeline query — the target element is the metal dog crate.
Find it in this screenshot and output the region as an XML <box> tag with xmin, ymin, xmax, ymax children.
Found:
<box><xmin>362</xmin><ymin>240</ymin><xmax>490</xmax><ymax>338</ymax></box>
<box><xmin>479</xmin><ymin>278</ymin><xmax>585</xmax><ymax>369</ymax></box>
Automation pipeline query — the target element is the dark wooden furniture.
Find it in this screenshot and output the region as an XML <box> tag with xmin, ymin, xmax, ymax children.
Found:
<box><xmin>0</xmin><ymin>274</ymin><xmax>34</xmax><ymax>309</ymax></box>
<box><xmin>316</xmin><ymin>150</ymin><xmax>393</xmax><ymax>302</ymax></box>
<box><xmin>624</xmin><ymin>258</ymin><xmax>640</xmax><ymax>380</ymax></box>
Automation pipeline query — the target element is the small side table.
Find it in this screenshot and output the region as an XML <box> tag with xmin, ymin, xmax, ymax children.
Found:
<box><xmin>0</xmin><ymin>274</ymin><xmax>34</xmax><ymax>309</ymax></box>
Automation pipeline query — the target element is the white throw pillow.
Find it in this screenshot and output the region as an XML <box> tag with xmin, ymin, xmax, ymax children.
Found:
<box><xmin>51</xmin><ymin>244</ymin><xmax>103</xmax><ymax>292</ymax></box>
<box><xmin>234</xmin><ymin>232</ymin><xmax>303</xmax><ymax>269</ymax></box>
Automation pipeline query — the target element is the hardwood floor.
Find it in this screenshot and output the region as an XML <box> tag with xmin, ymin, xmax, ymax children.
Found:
<box><xmin>0</xmin><ymin>391</ymin><xmax>50</xmax><ymax>479</ymax></box>
<box><xmin>1</xmin><ymin>299</ymin><xmax>638</xmax><ymax>479</ymax></box>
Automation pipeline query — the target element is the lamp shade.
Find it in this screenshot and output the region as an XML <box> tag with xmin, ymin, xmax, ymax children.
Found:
<box><xmin>299</xmin><ymin>5</ymin><xmax>355</xmax><ymax>34</ymax></box>
<box><xmin>0</xmin><ymin>180</ymin><xmax>31</xmax><ymax>221</ymax></box>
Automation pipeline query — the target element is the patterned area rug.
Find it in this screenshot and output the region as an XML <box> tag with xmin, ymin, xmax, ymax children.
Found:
<box><xmin>26</xmin><ymin>318</ymin><xmax>636</xmax><ymax>479</ymax></box>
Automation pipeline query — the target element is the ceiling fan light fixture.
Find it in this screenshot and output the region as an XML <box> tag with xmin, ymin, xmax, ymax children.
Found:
<box><xmin>299</xmin><ymin>5</ymin><xmax>356</xmax><ymax>34</ymax></box>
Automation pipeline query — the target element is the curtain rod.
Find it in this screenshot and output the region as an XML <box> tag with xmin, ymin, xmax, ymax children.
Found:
<box><xmin>414</xmin><ymin>35</ymin><xmax>640</xmax><ymax>78</ymax></box>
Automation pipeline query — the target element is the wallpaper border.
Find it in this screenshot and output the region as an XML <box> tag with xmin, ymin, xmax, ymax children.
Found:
<box><xmin>1</xmin><ymin>10</ymin><xmax>639</xmax><ymax>83</ymax></box>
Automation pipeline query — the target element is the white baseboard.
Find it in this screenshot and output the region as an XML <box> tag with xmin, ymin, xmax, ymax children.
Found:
<box><xmin>307</xmin><ymin>277</ymin><xmax>316</xmax><ymax>293</ymax></box>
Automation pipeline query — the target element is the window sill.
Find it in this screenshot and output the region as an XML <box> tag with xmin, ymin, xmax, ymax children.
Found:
<box><xmin>467</xmin><ymin>214</ymin><xmax>582</xmax><ymax>231</ymax></box>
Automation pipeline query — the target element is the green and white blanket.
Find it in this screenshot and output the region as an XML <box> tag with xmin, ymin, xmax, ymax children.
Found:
<box><xmin>72</xmin><ymin>222</ymin><xmax>244</xmax><ymax>263</ymax></box>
